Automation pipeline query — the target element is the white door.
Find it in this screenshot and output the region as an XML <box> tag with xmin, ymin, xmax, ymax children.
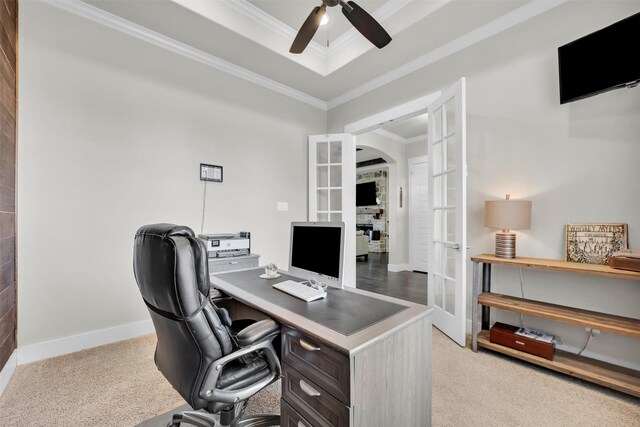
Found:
<box><xmin>308</xmin><ymin>134</ymin><xmax>356</xmax><ymax>288</ymax></box>
<box><xmin>427</xmin><ymin>78</ymin><xmax>467</xmax><ymax>346</ymax></box>
<box><xmin>409</xmin><ymin>157</ymin><xmax>429</xmax><ymax>273</ymax></box>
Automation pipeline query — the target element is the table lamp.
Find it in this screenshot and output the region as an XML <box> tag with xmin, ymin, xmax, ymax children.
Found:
<box><xmin>484</xmin><ymin>194</ymin><xmax>532</xmax><ymax>258</ymax></box>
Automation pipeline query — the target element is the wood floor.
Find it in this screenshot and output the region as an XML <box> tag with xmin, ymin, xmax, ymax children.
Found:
<box><xmin>355</xmin><ymin>252</ymin><xmax>427</xmax><ymax>305</ymax></box>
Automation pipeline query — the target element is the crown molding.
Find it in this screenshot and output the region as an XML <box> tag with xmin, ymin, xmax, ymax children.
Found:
<box><xmin>327</xmin><ymin>0</ymin><xmax>570</xmax><ymax>109</ymax></box>
<box><xmin>45</xmin><ymin>0</ymin><xmax>328</xmax><ymax>110</ymax></box>
<box><xmin>327</xmin><ymin>0</ymin><xmax>412</xmax><ymax>55</ymax></box>
<box><xmin>372</xmin><ymin>128</ymin><xmax>408</xmax><ymax>144</ymax></box>
<box><xmin>224</xmin><ymin>0</ymin><xmax>327</xmax><ymax>58</ymax></box>
<box><xmin>45</xmin><ymin>0</ymin><xmax>568</xmax><ymax>114</ymax></box>
<box><xmin>406</xmin><ymin>134</ymin><xmax>428</xmax><ymax>144</ymax></box>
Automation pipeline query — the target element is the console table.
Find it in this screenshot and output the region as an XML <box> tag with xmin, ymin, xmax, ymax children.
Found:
<box><xmin>471</xmin><ymin>254</ymin><xmax>640</xmax><ymax>397</ymax></box>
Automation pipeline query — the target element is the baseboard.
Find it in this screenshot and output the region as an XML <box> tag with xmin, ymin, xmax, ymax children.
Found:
<box><xmin>387</xmin><ymin>263</ymin><xmax>410</xmax><ymax>272</ymax></box>
<box><xmin>464</xmin><ymin>318</ymin><xmax>640</xmax><ymax>371</ymax></box>
<box><xmin>0</xmin><ymin>351</ymin><xmax>16</xmax><ymax>398</ymax></box>
<box><xmin>17</xmin><ymin>319</ymin><xmax>154</xmax><ymax>365</ymax></box>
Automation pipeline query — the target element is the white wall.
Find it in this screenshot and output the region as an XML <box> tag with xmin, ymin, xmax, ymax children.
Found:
<box><xmin>17</xmin><ymin>1</ymin><xmax>325</xmax><ymax>349</ymax></box>
<box><xmin>406</xmin><ymin>140</ymin><xmax>428</xmax><ymax>160</ymax></box>
<box><xmin>329</xmin><ymin>1</ymin><xmax>640</xmax><ymax>367</ymax></box>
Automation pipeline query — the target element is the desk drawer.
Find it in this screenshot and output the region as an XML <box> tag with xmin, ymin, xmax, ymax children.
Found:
<box><xmin>208</xmin><ymin>255</ymin><xmax>259</xmax><ymax>273</ymax></box>
<box><xmin>282</xmin><ymin>363</ymin><xmax>349</xmax><ymax>427</ymax></box>
<box><xmin>281</xmin><ymin>399</ymin><xmax>314</xmax><ymax>427</ymax></box>
<box><xmin>282</xmin><ymin>326</ymin><xmax>350</xmax><ymax>405</ymax></box>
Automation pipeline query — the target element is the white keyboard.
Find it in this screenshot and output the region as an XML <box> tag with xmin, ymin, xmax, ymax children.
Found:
<box><xmin>273</xmin><ymin>280</ymin><xmax>327</xmax><ymax>302</ymax></box>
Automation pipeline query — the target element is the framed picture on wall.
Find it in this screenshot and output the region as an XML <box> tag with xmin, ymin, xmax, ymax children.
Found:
<box><xmin>565</xmin><ymin>223</ymin><xmax>628</xmax><ymax>265</ymax></box>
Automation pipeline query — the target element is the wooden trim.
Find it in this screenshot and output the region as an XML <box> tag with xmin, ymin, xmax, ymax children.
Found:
<box><xmin>470</xmin><ymin>254</ymin><xmax>640</xmax><ymax>281</ymax></box>
<box><xmin>0</xmin><ymin>0</ymin><xmax>15</xmax><ymax>374</ymax></box>
<box><xmin>477</xmin><ymin>331</ymin><xmax>640</xmax><ymax>397</ymax></box>
<box><xmin>478</xmin><ymin>292</ymin><xmax>640</xmax><ymax>338</ymax></box>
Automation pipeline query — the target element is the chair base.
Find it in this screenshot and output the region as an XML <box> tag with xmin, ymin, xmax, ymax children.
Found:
<box><xmin>169</xmin><ymin>411</ymin><xmax>279</xmax><ymax>427</ymax></box>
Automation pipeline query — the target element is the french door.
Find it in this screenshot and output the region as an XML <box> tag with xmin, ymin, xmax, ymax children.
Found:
<box><xmin>427</xmin><ymin>78</ymin><xmax>467</xmax><ymax>346</ymax></box>
<box><xmin>308</xmin><ymin>134</ymin><xmax>356</xmax><ymax>288</ymax></box>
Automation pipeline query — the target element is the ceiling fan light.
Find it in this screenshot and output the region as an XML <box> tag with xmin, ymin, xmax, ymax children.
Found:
<box><xmin>320</xmin><ymin>13</ymin><xmax>330</xmax><ymax>26</ymax></box>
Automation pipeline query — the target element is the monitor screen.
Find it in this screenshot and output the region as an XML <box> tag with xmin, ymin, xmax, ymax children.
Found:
<box><xmin>289</xmin><ymin>221</ymin><xmax>345</xmax><ymax>288</ymax></box>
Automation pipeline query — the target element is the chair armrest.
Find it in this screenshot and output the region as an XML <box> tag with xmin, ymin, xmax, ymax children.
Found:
<box><xmin>199</xmin><ymin>338</ymin><xmax>281</xmax><ymax>404</ymax></box>
<box><xmin>235</xmin><ymin>319</ymin><xmax>279</xmax><ymax>347</ymax></box>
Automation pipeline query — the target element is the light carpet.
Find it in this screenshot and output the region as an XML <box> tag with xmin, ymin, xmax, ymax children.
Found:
<box><xmin>0</xmin><ymin>329</ymin><xmax>637</xmax><ymax>426</ymax></box>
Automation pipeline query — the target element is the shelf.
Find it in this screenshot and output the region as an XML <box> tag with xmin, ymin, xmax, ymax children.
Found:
<box><xmin>471</xmin><ymin>254</ymin><xmax>640</xmax><ymax>281</ymax></box>
<box><xmin>478</xmin><ymin>292</ymin><xmax>640</xmax><ymax>339</ymax></box>
<box><xmin>477</xmin><ymin>331</ymin><xmax>640</xmax><ymax>397</ymax></box>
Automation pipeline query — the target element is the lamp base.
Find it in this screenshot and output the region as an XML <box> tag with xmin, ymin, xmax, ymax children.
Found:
<box><xmin>495</xmin><ymin>232</ymin><xmax>516</xmax><ymax>258</ymax></box>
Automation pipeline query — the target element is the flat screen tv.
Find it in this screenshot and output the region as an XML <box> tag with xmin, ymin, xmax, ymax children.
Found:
<box><xmin>558</xmin><ymin>12</ymin><xmax>640</xmax><ymax>104</ymax></box>
<box><xmin>356</xmin><ymin>181</ymin><xmax>377</xmax><ymax>206</ymax></box>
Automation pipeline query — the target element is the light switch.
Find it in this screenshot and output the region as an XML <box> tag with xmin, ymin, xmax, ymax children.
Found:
<box><xmin>277</xmin><ymin>202</ymin><xmax>289</xmax><ymax>211</ymax></box>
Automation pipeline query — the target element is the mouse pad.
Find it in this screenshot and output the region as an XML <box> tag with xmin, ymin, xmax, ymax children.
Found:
<box><xmin>215</xmin><ymin>269</ymin><xmax>408</xmax><ymax>336</ymax></box>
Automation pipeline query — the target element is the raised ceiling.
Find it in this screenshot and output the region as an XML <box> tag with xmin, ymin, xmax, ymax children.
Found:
<box><xmin>62</xmin><ymin>0</ymin><xmax>565</xmax><ymax>109</ymax></box>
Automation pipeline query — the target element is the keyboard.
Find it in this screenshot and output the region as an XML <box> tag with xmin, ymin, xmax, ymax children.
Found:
<box><xmin>273</xmin><ymin>280</ymin><xmax>327</xmax><ymax>302</ymax></box>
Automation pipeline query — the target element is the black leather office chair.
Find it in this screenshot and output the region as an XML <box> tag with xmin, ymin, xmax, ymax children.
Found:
<box><xmin>133</xmin><ymin>224</ymin><xmax>281</xmax><ymax>427</ymax></box>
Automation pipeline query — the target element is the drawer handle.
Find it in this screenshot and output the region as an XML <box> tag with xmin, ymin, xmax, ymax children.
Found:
<box><xmin>229</xmin><ymin>261</ymin><xmax>239</xmax><ymax>265</ymax></box>
<box><xmin>297</xmin><ymin>422</ymin><xmax>309</xmax><ymax>427</ymax></box>
<box><xmin>515</xmin><ymin>340</ymin><xmax>525</xmax><ymax>346</ymax></box>
<box><xmin>299</xmin><ymin>379</ymin><xmax>321</xmax><ymax>397</ymax></box>
<box><xmin>299</xmin><ymin>338</ymin><xmax>321</xmax><ymax>352</ymax></box>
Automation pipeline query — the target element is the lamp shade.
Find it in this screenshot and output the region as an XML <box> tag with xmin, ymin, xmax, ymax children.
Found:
<box><xmin>484</xmin><ymin>198</ymin><xmax>532</xmax><ymax>230</ymax></box>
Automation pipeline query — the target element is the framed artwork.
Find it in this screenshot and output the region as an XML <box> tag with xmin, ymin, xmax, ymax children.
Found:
<box><xmin>565</xmin><ymin>223</ymin><xmax>628</xmax><ymax>265</ymax></box>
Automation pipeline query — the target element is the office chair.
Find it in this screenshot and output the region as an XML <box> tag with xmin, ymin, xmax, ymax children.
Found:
<box><xmin>133</xmin><ymin>224</ymin><xmax>281</xmax><ymax>427</ymax></box>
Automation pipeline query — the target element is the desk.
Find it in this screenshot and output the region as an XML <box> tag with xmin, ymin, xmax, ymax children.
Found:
<box><xmin>211</xmin><ymin>268</ymin><xmax>433</xmax><ymax>427</ymax></box>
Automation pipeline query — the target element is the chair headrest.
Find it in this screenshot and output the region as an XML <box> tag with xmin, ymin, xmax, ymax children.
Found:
<box><xmin>136</xmin><ymin>223</ymin><xmax>195</xmax><ymax>239</ymax></box>
<box><xmin>133</xmin><ymin>223</ymin><xmax>210</xmax><ymax>319</ymax></box>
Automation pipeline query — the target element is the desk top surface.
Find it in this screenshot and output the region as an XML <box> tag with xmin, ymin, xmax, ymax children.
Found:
<box><xmin>211</xmin><ymin>268</ymin><xmax>432</xmax><ymax>354</ymax></box>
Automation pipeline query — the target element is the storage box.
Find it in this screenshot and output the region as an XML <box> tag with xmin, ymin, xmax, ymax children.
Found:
<box><xmin>490</xmin><ymin>322</ymin><xmax>554</xmax><ymax>360</ymax></box>
<box><xmin>610</xmin><ymin>256</ymin><xmax>640</xmax><ymax>273</ymax></box>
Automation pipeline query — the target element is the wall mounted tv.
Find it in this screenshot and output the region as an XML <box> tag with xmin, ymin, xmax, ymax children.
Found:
<box><xmin>558</xmin><ymin>12</ymin><xmax>640</xmax><ymax>104</ymax></box>
<box><xmin>356</xmin><ymin>182</ymin><xmax>377</xmax><ymax>206</ymax></box>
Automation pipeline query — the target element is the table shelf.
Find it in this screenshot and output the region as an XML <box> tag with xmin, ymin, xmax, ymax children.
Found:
<box><xmin>477</xmin><ymin>331</ymin><xmax>640</xmax><ymax>397</ymax></box>
<box><xmin>471</xmin><ymin>254</ymin><xmax>640</xmax><ymax>281</ymax></box>
<box><xmin>471</xmin><ymin>254</ymin><xmax>640</xmax><ymax>397</ymax></box>
<box><xmin>478</xmin><ymin>292</ymin><xmax>640</xmax><ymax>338</ymax></box>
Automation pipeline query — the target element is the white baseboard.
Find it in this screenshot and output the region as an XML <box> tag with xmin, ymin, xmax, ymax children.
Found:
<box><xmin>463</xmin><ymin>318</ymin><xmax>640</xmax><ymax>371</ymax></box>
<box><xmin>17</xmin><ymin>319</ymin><xmax>154</xmax><ymax>365</ymax></box>
<box><xmin>0</xmin><ymin>351</ymin><xmax>16</xmax><ymax>398</ymax></box>
<box><xmin>387</xmin><ymin>263</ymin><xmax>410</xmax><ymax>272</ymax></box>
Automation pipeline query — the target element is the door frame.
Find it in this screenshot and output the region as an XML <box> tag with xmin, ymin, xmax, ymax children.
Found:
<box><xmin>408</xmin><ymin>155</ymin><xmax>429</xmax><ymax>272</ymax></box>
<box><xmin>344</xmin><ymin>92</ymin><xmax>441</xmax><ymax>274</ymax></box>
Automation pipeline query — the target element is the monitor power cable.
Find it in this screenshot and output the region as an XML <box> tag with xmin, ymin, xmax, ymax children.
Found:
<box><xmin>200</xmin><ymin>180</ymin><xmax>208</xmax><ymax>235</ymax></box>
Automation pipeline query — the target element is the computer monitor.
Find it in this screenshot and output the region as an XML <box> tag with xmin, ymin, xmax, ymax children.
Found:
<box><xmin>289</xmin><ymin>221</ymin><xmax>345</xmax><ymax>289</ymax></box>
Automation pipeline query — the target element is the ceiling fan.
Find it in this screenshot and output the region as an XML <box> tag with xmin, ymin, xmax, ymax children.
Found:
<box><xmin>290</xmin><ymin>0</ymin><xmax>392</xmax><ymax>54</ymax></box>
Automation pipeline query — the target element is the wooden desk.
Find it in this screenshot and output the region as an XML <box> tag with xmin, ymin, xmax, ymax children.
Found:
<box><xmin>211</xmin><ymin>268</ymin><xmax>433</xmax><ymax>427</ymax></box>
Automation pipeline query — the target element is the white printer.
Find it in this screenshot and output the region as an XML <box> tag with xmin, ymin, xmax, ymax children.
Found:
<box><xmin>198</xmin><ymin>232</ymin><xmax>251</xmax><ymax>258</ymax></box>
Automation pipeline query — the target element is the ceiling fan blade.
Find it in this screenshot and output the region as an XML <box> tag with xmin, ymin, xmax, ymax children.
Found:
<box><xmin>290</xmin><ymin>4</ymin><xmax>326</xmax><ymax>54</ymax></box>
<box><xmin>341</xmin><ymin>0</ymin><xmax>391</xmax><ymax>49</ymax></box>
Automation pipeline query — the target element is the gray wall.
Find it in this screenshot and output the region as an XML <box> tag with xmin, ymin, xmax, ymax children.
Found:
<box><xmin>329</xmin><ymin>1</ymin><xmax>640</xmax><ymax>368</ymax></box>
<box><xmin>17</xmin><ymin>1</ymin><xmax>325</xmax><ymax>347</ymax></box>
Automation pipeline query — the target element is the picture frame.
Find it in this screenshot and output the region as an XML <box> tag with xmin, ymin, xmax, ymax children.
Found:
<box><xmin>565</xmin><ymin>223</ymin><xmax>628</xmax><ymax>265</ymax></box>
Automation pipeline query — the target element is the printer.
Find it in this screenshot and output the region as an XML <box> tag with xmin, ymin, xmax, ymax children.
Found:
<box><xmin>198</xmin><ymin>232</ymin><xmax>251</xmax><ymax>258</ymax></box>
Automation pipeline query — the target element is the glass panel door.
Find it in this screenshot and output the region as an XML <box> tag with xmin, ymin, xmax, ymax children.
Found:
<box><xmin>427</xmin><ymin>78</ymin><xmax>467</xmax><ymax>347</ymax></box>
<box><xmin>309</xmin><ymin>134</ymin><xmax>355</xmax><ymax>287</ymax></box>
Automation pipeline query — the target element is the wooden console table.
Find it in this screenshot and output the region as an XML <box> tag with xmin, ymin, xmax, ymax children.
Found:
<box><xmin>471</xmin><ymin>254</ymin><xmax>640</xmax><ymax>397</ymax></box>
